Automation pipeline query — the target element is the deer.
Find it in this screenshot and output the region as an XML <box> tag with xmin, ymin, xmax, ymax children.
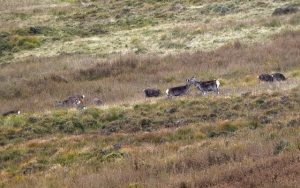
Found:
<box><xmin>189</xmin><ymin>76</ymin><xmax>220</xmax><ymax>95</ymax></box>
<box><xmin>258</xmin><ymin>73</ymin><xmax>286</xmax><ymax>82</ymax></box>
<box><xmin>55</xmin><ymin>95</ymin><xmax>85</xmax><ymax>108</ymax></box>
<box><xmin>143</xmin><ymin>88</ymin><xmax>161</xmax><ymax>97</ymax></box>
<box><xmin>2</xmin><ymin>110</ymin><xmax>21</xmax><ymax>117</ymax></box>
<box><xmin>271</xmin><ymin>73</ymin><xmax>286</xmax><ymax>81</ymax></box>
<box><xmin>258</xmin><ymin>74</ymin><xmax>274</xmax><ymax>82</ymax></box>
<box><xmin>166</xmin><ymin>78</ymin><xmax>193</xmax><ymax>97</ymax></box>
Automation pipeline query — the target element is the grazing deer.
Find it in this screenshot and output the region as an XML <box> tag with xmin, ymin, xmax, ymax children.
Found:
<box><xmin>166</xmin><ymin>78</ymin><xmax>193</xmax><ymax>97</ymax></box>
<box><xmin>258</xmin><ymin>74</ymin><xmax>274</xmax><ymax>82</ymax></box>
<box><xmin>271</xmin><ymin>73</ymin><xmax>286</xmax><ymax>81</ymax></box>
<box><xmin>190</xmin><ymin>77</ymin><xmax>220</xmax><ymax>95</ymax></box>
<box><xmin>143</xmin><ymin>88</ymin><xmax>161</xmax><ymax>97</ymax></box>
<box><xmin>2</xmin><ymin>110</ymin><xmax>21</xmax><ymax>117</ymax></box>
<box><xmin>56</xmin><ymin>95</ymin><xmax>85</xmax><ymax>107</ymax></box>
<box><xmin>258</xmin><ymin>73</ymin><xmax>286</xmax><ymax>82</ymax></box>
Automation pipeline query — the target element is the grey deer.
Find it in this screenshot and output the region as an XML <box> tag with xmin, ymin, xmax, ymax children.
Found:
<box><xmin>166</xmin><ymin>78</ymin><xmax>194</xmax><ymax>97</ymax></box>
<box><xmin>189</xmin><ymin>76</ymin><xmax>220</xmax><ymax>95</ymax></box>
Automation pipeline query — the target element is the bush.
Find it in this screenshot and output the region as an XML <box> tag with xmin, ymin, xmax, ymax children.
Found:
<box><xmin>202</xmin><ymin>3</ymin><xmax>236</xmax><ymax>15</ymax></box>
<box><xmin>0</xmin><ymin>33</ymin><xmax>42</xmax><ymax>54</ymax></box>
<box><xmin>273</xmin><ymin>140</ymin><xmax>289</xmax><ymax>155</ymax></box>
<box><xmin>55</xmin><ymin>153</ymin><xmax>77</xmax><ymax>166</ymax></box>
<box><xmin>0</xmin><ymin>149</ymin><xmax>23</xmax><ymax>163</ymax></box>
<box><xmin>218</xmin><ymin>121</ymin><xmax>238</xmax><ymax>132</ymax></box>
<box><xmin>265</xmin><ymin>19</ymin><xmax>281</xmax><ymax>27</ymax></box>
<box><xmin>0</xmin><ymin>33</ymin><xmax>13</xmax><ymax>54</ymax></box>
<box><xmin>4</xmin><ymin>115</ymin><xmax>27</xmax><ymax>128</ymax></box>
<box><xmin>101</xmin><ymin>151</ymin><xmax>123</xmax><ymax>162</ymax></box>
<box><xmin>102</xmin><ymin>108</ymin><xmax>125</xmax><ymax>122</ymax></box>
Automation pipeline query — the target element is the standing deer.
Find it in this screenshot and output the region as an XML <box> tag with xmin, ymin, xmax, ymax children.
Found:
<box><xmin>2</xmin><ymin>110</ymin><xmax>21</xmax><ymax>117</ymax></box>
<box><xmin>258</xmin><ymin>73</ymin><xmax>286</xmax><ymax>82</ymax></box>
<box><xmin>271</xmin><ymin>73</ymin><xmax>286</xmax><ymax>81</ymax></box>
<box><xmin>258</xmin><ymin>74</ymin><xmax>274</xmax><ymax>82</ymax></box>
<box><xmin>56</xmin><ymin>95</ymin><xmax>85</xmax><ymax>107</ymax></box>
<box><xmin>189</xmin><ymin>77</ymin><xmax>220</xmax><ymax>95</ymax></box>
<box><xmin>166</xmin><ymin>78</ymin><xmax>193</xmax><ymax>97</ymax></box>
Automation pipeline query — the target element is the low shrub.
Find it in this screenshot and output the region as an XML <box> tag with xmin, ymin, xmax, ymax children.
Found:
<box><xmin>273</xmin><ymin>140</ymin><xmax>289</xmax><ymax>155</ymax></box>
<box><xmin>0</xmin><ymin>33</ymin><xmax>42</xmax><ymax>54</ymax></box>
<box><xmin>265</xmin><ymin>19</ymin><xmax>281</xmax><ymax>27</ymax></box>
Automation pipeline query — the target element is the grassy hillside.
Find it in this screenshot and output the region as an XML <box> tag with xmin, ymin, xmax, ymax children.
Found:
<box><xmin>1</xmin><ymin>0</ymin><xmax>300</xmax><ymax>112</ymax></box>
<box><xmin>1</xmin><ymin>0</ymin><xmax>300</xmax><ymax>187</ymax></box>
<box><xmin>1</xmin><ymin>87</ymin><xmax>300</xmax><ymax>187</ymax></box>
<box><xmin>1</xmin><ymin>0</ymin><xmax>300</xmax><ymax>63</ymax></box>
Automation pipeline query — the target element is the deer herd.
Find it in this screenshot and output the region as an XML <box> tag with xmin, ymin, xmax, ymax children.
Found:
<box><xmin>146</xmin><ymin>72</ymin><xmax>286</xmax><ymax>98</ymax></box>
<box><xmin>1</xmin><ymin>72</ymin><xmax>287</xmax><ymax>116</ymax></box>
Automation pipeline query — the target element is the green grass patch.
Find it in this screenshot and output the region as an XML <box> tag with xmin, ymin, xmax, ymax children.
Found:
<box><xmin>0</xmin><ymin>32</ymin><xmax>42</xmax><ymax>55</ymax></box>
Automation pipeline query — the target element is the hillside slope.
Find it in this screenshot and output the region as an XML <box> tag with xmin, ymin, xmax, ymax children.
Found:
<box><xmin>1</xmin><ymin>0</ymin><xmax>300</xmax><ymax>112</ymax></box>
<box><xmin>1</xmin><ymin>0</ymin><xmax>300</xmax><ymax>63</ymax></box>
<box><xmin>1</xmin><ymin>86</ymin><xmax>300</xmax><ymax>187</ymax></box>
<box><xmin>1</xmin><ymin>0</ymin><xmax>300</xmax><ymax>187</ymax></box>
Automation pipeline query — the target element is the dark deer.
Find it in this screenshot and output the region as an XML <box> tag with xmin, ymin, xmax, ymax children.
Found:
<box><xmin>189</xmin><ymin>77</ymin><xmax>220</xmax><ymax>95</ymax></box>
<box><xmin>2</xmin><ymin>110</ymin><xmax>21</xmax><ymax>117</ymax></box>
<box><xmin>271</xmin><ymin>73</ymin><xmax>286</xmax><ymax>81</ymax></box>
<box><xmin>166</xmin><ymin>78</ymin><xmax>193</xmax><ymax>97</ymax></box>
<box><xmin>258</xmin><ymin>74</ymin><xmax>274</xmax><ymax>82</ymax></box>
<box><xmin>143</xmin><ymin>88</ymin><xmax>161</xmax><ymax>97</ymax></box>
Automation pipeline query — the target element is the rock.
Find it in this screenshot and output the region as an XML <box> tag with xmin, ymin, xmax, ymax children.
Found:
<box><xmin>272</xmin><ymin>4</ymin><xmax>299</xmax><ymax>16</ymax></box>
<box><xmin>92</xmin><ymin>98</ymin><xmax>103</xmax><ymax>106</ymax></box>
<box><xmin>165</xmin><ymin>108</ymin><xmax>177</xmax><ymax>113</ymax></box>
